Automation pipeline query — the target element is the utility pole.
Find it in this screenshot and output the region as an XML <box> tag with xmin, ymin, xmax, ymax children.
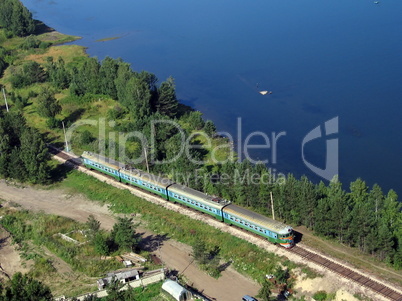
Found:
<box><xmin>270</xmin><ymin>191</ymin><xmax>275</xmax><ymax>220</ymax></box>
<box><xmin>2</xmin><ymin>87</ymin><xmax>9</xmax><ymax>112</ymax></box>
<box><xmin>143</xmin><ymin>146</ymin><xmax>150</xmax><ymax>173</ymax></box>
<box><xmin>62</xmin><ymin>121</ymin><xmax>70</xmax><ymax>152</ymax></box>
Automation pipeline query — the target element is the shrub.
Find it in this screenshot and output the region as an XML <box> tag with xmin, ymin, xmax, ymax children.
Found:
<box><xmin>313</xmin><ymin>291</ymin><xmax>328</xmax><ymax>301</ymax></box>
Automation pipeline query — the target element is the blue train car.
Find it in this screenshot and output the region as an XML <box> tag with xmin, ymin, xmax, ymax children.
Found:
<box><xmin>222</xmin><ymin>204</ymin><xmax>294</xmax><ymax>248</ymax></box>
<box><xmin>119</xmin><ymin>167</ymin><xmax>173</xmax><ymax>199</ymax></box>
<box><xmin>167</xmin><ymin>184</ymin><xmax>230</xmax><ymax>221</ymax></box>
<box><xmin>80</xmin><ymin>152</ymin><xmax>294</xmax><ymax>248</ymax></box>
<box><xmin>81</xmin><ymin>152</ymin><xmax>121</xmax><ymax>180</ymax></box>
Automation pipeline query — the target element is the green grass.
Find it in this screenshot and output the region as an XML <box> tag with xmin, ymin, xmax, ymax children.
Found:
<box><xmin>0</xmin><ymin>207</ymin><xmax>123</xmax><ymax>296</ymax></box>
<box><xmin>95</xmin><ymin>36</ymin><xmax>120</xmax><ymax>42</ymax></box>
<box><xmin>57</xmin><ymin>170</ymin><xmax>316</xmax><ymax>284</ymax></box>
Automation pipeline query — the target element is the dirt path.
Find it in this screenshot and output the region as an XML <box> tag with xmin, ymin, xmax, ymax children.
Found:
<box><xmin>0</xmin><ymin>226</ymin><xmax>31</xmax><ymax>281</ymax></box>
<box><xmin>0</xmin><ymin>180</ymin><xmax>259</xmax><ymax>300</ymax></box>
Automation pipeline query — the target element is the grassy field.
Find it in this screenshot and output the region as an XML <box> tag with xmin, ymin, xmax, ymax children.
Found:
<box><xmin>56</xmin><ymin>170</ymin><xmax>316</xmax><ymax>286</ymax></box>
<box><xmin>0</xmin><ymin>205</ymin><xmax>164</xmax><ymax>297</ymax></box>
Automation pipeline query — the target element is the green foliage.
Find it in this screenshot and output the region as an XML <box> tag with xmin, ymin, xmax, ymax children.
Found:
<box><xmin>30</xmin><ymin>257</ymin><xmax>57</xmax><ymax>278</ymax></box>
<box><xmin>1</xmin><ymin>210</ymin><xmax>122</xmax><ymax>278</ymax></box>
<box><xmin>107</xmin><ymin>105</ymin><xmax>126</xmax><ymax>120</ymax></box>
<box><xmin>312</xmin><ymin>290</ymin><xmax>335</xmax><ymax>301</ymax></box>
<box><xmin>46</xmin><ymin>117</ymin><xmax>62</xmax><ymax>129</ymax></box>
<box><xmin>0</xmin><ymin>0</ymin><xmax>35</xmax><ymax>37</ymax></box>
<box><xmin>86</xmin><ymin>214</ymin><xmax>101</xmax><ymax>242</ymax></box>
<box><xmin>105</xmin><ymin>277</ymin><xmax>125</xmax><ymax>300</ymax></box>
<box><xmin>203</xmin><ymin>120</ymin><xmax>216</xmax><ymax>136</ymax></box>
<box><xmin>93</xmin><ymin>233</ymin><xmax>110</xmax><ymax>257</ymax></box>
<box><xmin>36</xmin><ymin>87</ymin><xmax>62</xmax><ymax>118</ymax></box>
<box><xmin>156</xmin><ymin>76</ymin><xmax>178</xmax><ymax>118</ymax></box>
<box><xmin>86</xmin><ymin>214</ymin><xmax>101</xmax><ymax>235</ymax></box>
<box><xmin>80</xmin><ymin>130</ymin><xmax>95</xmax><ymax>145</ymax></box>
<box><xmin>99</xmin><ymin>56</ymin><xmax>120</xmax><ymax>99</ymax></box>
<box><xmin>192</xmin><ymin>240</ymin><xmax>208</xmax><ymax>265</ymax></box>
<box><xmin>181</xmin><ymin>111</ymin><xmax>205</xmax><ymax>131</ymax></box>
<box><xmin>274</xmin><ymin>266</ymin><xmax>290</xmax><ymax>284</ymax></box>
<box><xmin>110</xmin><ymin>217</ymin><xmax>140</xmax><ymax>251</ymax></box>
<box><xmin>0</xmin><ymin>47</ymin><xmax>8</xmax><ymax>76</ymax></box>
<box><xmin>10</xmin><ymin>93</ymin><xmax>28</xmax><ymax>111</ymax></box>
<box><xmin>9</xmin><ymin>61</ymin><xmax>47</xmax><ymax>88</ymax></box>
<box><xmin>0</xmin><ymin>272</ymin><xmax>53</xmax><ymax>300</ymax></box>
<box><xmin>0</xmin><ymin>112</ymin><xmax>50</xmax><ymax>184</ymax></box>
<box><xmin>61</xmin><ymin>171</ymin><xmax>285</xmax><ymax>282</ymax></box>
<box><xmin>46</xmin><ymin>57</ymin><xmax>70</xmax><ymax>89</ymax></box>
<box><xmin>257</xmin><ymin>281</ymin><xmax>272</xmax><ymax>301</ymax></box>
<box><xmin>19</xmin><ymin>35</ymin><xmax>41</xmax><ymax>50</ymax></box>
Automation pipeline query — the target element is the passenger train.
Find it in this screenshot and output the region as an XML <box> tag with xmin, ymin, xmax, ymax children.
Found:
<box><xmin>81</xmin><ymin>152</ymin><xmax>294</xmax><ymax>248</ymax></box>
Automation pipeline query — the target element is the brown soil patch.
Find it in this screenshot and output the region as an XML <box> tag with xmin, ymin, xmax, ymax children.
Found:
<box><xmin>25</xmin><ymin>45</ymin><xmax>86</xmax><ymax>64</ymax></box>
<box><xmin>0</xmin><ymin>226</ymin><xmax>31</xmax><ymax>282</ymax></box>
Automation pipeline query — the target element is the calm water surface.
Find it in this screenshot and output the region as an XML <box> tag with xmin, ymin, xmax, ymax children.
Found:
<box><xmin>22</xmin><ymin>0</ymin><xmax>402</xmax><ymax>196</ymax></box>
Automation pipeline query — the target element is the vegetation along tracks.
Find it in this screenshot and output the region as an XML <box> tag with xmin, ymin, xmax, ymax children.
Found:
<box><xmin>49</xmin><ymin>145</ymin><xmax>402</xmax><ymax>301</ymax></box>
<box><xmin>288</xmin><ymin>246</ymin><xmax>402</xmax><ymax>301</ymax></box>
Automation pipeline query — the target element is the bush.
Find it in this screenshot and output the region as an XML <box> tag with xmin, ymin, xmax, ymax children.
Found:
<box><xmin>46</xmin><ymin>117</ymin><xmax>62</xmax><ymax>129</ymax></box>
<box><xmin>39</xmin><ymin>41</ymin><xmax>51</xmax><ymax>49</ymax></box>
<box><xmin>80</xmin><ymin>130</ymin><xmax>95</xmax><ymax>145</ymax></box>
<box><xmin>19</xmin><ymin>35</ymin><xmax>41</xmax><ymax>50</ymax></box>
<box><xmin>10</xmin><ymin>73</ymin><xmax>29</xmax><ymax>88</ymax></box>
<box><xmin>13</xmin><ymin>95</ymin><xmax>28</xmax><ymax>111</ymax></box>
<box><xmin>313</xmin><ymin>291</ymin><xmax>328</xmax><ymax>301</ymax></box>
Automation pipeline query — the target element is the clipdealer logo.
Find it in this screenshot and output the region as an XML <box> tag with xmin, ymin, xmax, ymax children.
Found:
<box><xmin>302</xmin><ymin>117</ymin><xmax>339</xmax><ymax>181</ymax></box>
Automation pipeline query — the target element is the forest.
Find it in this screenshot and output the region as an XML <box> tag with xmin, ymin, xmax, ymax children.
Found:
<box><xmin>0</xmin><ymin>0</ymin><xmax>401</xmax><ymax>272</ymax></box>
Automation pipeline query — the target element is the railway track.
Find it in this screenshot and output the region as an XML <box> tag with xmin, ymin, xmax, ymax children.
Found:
<box><xmin>49</xmin><ymin>146</ymin><xmax>402</xmax><ymax>301</ymax></box>
<box><xmin>288</xmin><ymin>246</ymin><xmax>402</xmax><ymax>301</ymax></box>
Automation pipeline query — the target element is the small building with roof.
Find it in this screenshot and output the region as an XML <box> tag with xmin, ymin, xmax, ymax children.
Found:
<box><xmin>161</xmin><ymin>279</ymin><xmax>192</xmax><ymax>301</ymax></box>
<box><xmin>97</xmin><ymin>269</ymin><xmax>139</xmax><ymax>290</ymax></box>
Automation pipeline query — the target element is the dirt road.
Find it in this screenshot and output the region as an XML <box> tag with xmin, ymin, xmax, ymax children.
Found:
<box><xmin>0</xmin><ymin>180</ymin><xmax>259</xmax><ymax>301</ymax></box>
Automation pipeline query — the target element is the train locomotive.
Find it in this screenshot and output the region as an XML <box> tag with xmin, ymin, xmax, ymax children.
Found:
<box><xmin>81</xmin><ymin>151</ymin><xmax>294</xmax><ymax>248</ymax></box>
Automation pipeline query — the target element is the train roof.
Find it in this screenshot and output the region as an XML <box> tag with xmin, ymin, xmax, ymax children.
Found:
<box><xmin>169</xmin><ymin>183</ymin><xmax>230</xmax><ymax>210</ymax></box>
<box><xmin>119</xmin><ymin>167</ymin><xmax>174</xmax><ymax>188</ymax></box>
<box><xmin>82</xmin><ymin>152</ymin><xmax>174</xmax><ymax>188</ymax></box>
<box><xmin>82</xmin><ymin>151</ymin><xmax>122</xmax><ymax>170</ymax></box>
<box><xmin>223</xmin><ymin>203</ymin><xmax>292</xmax><ymax>235</ymax></box>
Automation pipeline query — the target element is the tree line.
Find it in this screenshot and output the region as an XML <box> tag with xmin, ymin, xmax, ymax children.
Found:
<box><xmin>3</xmin><ymin>47</ymin><xmax>401</xmax><ymax>269</ymax></box>
<box><xmin>0</xmin><ymin>111</ymin><xmax>50</xmax><ymax>184</ymax></box>
<box><xmin>199</xmin><ymin>161</ymin><xmax>402</xmax><ymax>269</ymax></box>
<box><xmin>14</xmin><ymin>54</ymin><xmax>208</xmax><ymax>175</ymax></box>
<box><xmin>0</xmin><ymin>0</ymin><xmax>35</xmax><ymax>37</ymax></box>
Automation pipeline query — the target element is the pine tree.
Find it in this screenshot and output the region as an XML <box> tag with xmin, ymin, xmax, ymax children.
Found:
<box><xmin>19</xmin><ymin>127</ymin><xmax>50</xmax><ymax>183</ymax></box>
<box><xmin>298</xmin><ymin>176</ymin><xmax>318</xmax><ymax>228</ymax></box>
<box><xmin>0</xmin><ymin>0</ymin><xmax>35</xmax><ymax>37</ymax></box>
<box><xmin>36</xmin><ymin>88</ymin><xmax>61</xmax><ymax>118</ymax></box>
<box><xmin>111</xmin><ymin>217</ymin><xmax>139</xmax><ymax>251</ymax></box>
<box><xmin>2</xmin><ymin>272</ymin><xmax>53</xmax><ymax>300</ymax></box>
<box><xmin>156</xmin><ymin>76</ymin><xmax>178</xmax><ymax>118</ymax></box>
<box><xmin>257</xmin><ymin>281</ymin><xmax>272</xmax><ymax>301</ymax></box>
<box><xmin>99</xmin><ymin>56</ymin><xmax>119</xmax><ymax>99</ymax></box>
<box><xmin>114</xmin><ymin>62</ymin><xmax>133</xmax><ymax>104</ymax></box>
